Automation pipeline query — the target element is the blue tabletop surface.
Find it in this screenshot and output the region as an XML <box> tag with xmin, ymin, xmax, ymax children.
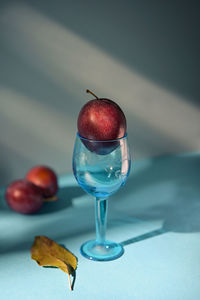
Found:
<box><xmin>0</xmin><ymin>152</ymin><xmax>200</xmax><ymax>300</ymax></box>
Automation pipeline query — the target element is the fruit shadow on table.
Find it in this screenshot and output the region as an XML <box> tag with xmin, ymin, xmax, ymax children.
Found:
<box><xmin>0</xmin><ymin>185</ymin><xmax>88</xmax><ymax>255</ymax></box>
<box><xmin>0</xmin><ymin>153</ymin><xmax>200</xmax><ymax>255</ymax></box>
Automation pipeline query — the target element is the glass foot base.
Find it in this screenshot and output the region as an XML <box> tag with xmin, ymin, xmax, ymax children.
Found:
<box><xmin>80</xmin><ymin>240</ymin><xmax>124</xmax><ymax>261</ymax></box>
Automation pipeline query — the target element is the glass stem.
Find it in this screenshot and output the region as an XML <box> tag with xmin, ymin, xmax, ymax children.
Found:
<box><xmin>95</xmin><ymin>197</ymin><xmax>108</xmax><ymax>244</ymax></box>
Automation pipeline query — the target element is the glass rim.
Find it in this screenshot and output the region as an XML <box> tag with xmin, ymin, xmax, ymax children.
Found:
<box><xmin>77</xmin><ymin>132</ymin><xmax>128</xmax><ymax>143</ymax></box>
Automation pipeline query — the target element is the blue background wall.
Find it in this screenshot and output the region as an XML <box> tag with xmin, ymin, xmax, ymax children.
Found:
<box><xmin>0</xmin><ymin>0</ymin><xmax>199</xmax><ymax>185</ymax></box>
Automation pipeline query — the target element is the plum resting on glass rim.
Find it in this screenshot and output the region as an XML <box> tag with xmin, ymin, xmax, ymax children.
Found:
<box><xmin>78</xmin><ymin>98</ymin><xmax>127</xmax><ymax>141</ymax></box>
<box><xmin>5</xmin><ymin>179</ymin><xmax>43</xmax><ymax>214</ymax></box>
<box><xmin>77</xmin><ymin>90</ymin><xmax>127</xmax><ymax>154</ymax></box>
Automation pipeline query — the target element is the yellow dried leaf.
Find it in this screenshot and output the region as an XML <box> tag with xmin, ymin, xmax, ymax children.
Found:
<box><xmin>31</xmin><ymin>236</ymin><xmax>77</xmax><ymax>290</ymax></box>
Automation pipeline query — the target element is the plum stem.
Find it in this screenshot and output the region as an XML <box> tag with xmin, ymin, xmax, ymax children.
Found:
<box><xmin>43</xmin><ymin>196</ymin><xmax>58</xmax><ymax>202</ymax></box>
<box><xmin>86</xmin><ymin>89</ymin><xmax>99</xmax><ymax>100</ymax></box>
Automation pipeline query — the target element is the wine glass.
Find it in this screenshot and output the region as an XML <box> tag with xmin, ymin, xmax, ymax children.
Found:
<box><xmin>72</xmin><ymin>133</ymin><xmax>131</xmax><ymax>261</ymax></box>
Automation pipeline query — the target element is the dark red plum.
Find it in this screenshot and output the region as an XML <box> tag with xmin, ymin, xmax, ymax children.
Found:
<box><xmin>5</xmin><ymin>179</ymin><xmax>43</xmax><ymax>214</ymax></box>
<box><xmin>26</xmin><ymin>166</ymin><xmax>58</xmax><ymax>198</ymax></box>
<box><xmin>77</xmin><ymin>90</ymin><xmax>127</xmax><ymax>154</ymax></box>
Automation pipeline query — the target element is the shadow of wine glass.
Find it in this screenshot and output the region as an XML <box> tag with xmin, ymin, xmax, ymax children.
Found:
<box><xmin>120</xmin><ymin>190</ymin><xmax>200</xmax><ymax>246</ymax></box>
<box><xmin>121</xmin><ymin>228</ymin><xmax>167</xmax><ymax>246</ymax></box>
<box><xmin>117</xmin><ymin>154</ymin><xmax>200</xmax><ymax>246</ymax></box>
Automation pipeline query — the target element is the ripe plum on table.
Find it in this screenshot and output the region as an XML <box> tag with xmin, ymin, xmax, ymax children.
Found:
<box><xmin>5</xmin><ymin>179</ymin><xmax>43</xmax><ymax>214</ymax></box>
<box><xmin>26</xmin><ymin>166</ymin><xmax>58</xmax><ymax>198</ymax></box>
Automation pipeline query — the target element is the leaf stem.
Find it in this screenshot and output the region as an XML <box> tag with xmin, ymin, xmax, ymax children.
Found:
<box><xmin>67</xmin><ymin>273</ymin><xmax>72</xmax><ymax>291</ymax></box>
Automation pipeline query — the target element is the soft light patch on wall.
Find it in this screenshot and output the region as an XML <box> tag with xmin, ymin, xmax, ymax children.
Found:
<box><xmin>0</xmin><ymin>3</ymin><xmax>199</xmax><ymax>160</ymax></box>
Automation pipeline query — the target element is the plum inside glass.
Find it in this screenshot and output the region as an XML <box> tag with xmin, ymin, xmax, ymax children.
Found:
<box><xmin>73</xmin><ymin>133</ymin><xmax>131</xmax><ymax>261</ymax></box>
